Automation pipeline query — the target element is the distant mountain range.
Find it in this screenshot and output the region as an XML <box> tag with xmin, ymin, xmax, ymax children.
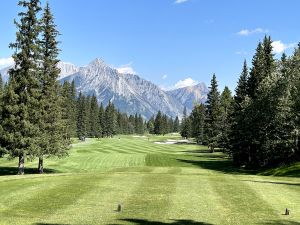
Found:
<box><xmin>0</xmin><ymin>58</ymin><xmax>208</xmax><ymax>119</ymax></box>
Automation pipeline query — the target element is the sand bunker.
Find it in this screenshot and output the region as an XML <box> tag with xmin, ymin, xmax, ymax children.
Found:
<box><xmin>132</xmin><ymin>135</ymin><xmax>147</xmax><ymax>138</ymax></box>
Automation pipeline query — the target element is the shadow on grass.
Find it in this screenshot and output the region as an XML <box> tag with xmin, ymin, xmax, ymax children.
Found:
<box><xmin>242</xmin><ymin>180</ymin><xmax>300</xmax><ymax>186</ymax></box>
<box><xmin>176</xmin><ymin>158</ymin><xmax>257</xmax><ymax>175</ymax></box>
<box><xmin>262</xmin><ymin>220</ymin><xmax>300</xmax><ymax>225</ymax></box>
<box><xmin>0</xmin><ymin>166</ymin><xmax>59</xmax><ymax>176</ymax></box>
<box><xmin>181</xmin><ymin>149</ymin><xmax>213</xmax><ymax>154</ymax></box>
<box><xmin>110</xmin><ymin>218</ymin><xmax>213</xmax><ymax>225</ymax></box>
<box><xmin>35</xmin><ymin>223</ymin><xmax>90</xmax><ymax>225</ymax></box>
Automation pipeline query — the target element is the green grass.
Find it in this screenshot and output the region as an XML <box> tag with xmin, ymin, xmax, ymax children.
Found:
<box><xmin>0</xmin><ymin>134</ymin><xmax>299</xmax><ymax>225</ymax></box>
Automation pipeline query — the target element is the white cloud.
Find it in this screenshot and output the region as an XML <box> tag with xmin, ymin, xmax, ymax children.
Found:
<box><xmin>237</xmin><ymin>28</ymin><xmax>268</xmax><ymax>36</ymax></box>
<box><xmin>0</xmin><ymin>57</ymin><xmax>14</xmax><ymax>68</ymax></box>
<box><xmin>174</xmin><ymin>77</ymin><xmax>198</xmax><ymax>89</ymax></box>
<box><xmin>116</xmin><ymin>62</ymin><xmax>137</xmax><ymax>75</ymax></box>
<box><xmin>272</xmin><ymin>40</ymin><xmax>296</xmax><ymax>54</ymax></box>
<box><xmin>162</xmin><ymin>74</ymin><xmax>168</xmax><ymax>80</ymax></box>
<box><xmin>174</xmin><ymin>0</ymin><xmax>188</xmax><ymax>4</ymax></box>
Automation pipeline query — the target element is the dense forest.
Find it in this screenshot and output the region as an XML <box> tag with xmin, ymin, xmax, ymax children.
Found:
<box><xmin>185</xmin><ymin>36</ymin><xmax>300</xmax><ymax>168</ymax></box>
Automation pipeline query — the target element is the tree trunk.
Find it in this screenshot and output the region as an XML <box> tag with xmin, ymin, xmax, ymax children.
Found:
<box><xmin>38</xmin><ymin>156</ymin><xmax>43</xmax><ymax>174</ymax></box>
<box><xmin>18</xmin><ymin>153</ymin><xmax>25</xmax><ymax>175</ymax></box>
<box><xmin>210</xmin><ymin>146</ymin><xmax>214</xmax><ymax>153</ymax></box>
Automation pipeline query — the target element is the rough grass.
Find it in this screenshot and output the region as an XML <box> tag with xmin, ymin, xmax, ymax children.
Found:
<box><xmin>0</xmin><ymin>134</ymin><xmax>299</xmax><ymax>225</ymax></box>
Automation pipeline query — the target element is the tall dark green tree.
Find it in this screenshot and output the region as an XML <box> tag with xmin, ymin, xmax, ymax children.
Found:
<box><xmin>98</xmin><ymin>103</ymin><xmax>105</xmax><ymax>137</ymax></box>
<box><xmin>37</xmin><ymin>2</ymin><xmax>69</xmax><ymax>173</ymax></box>
<box><xmin>219</xmin><ymin>86</ymin><xmax>233</xmax><ymax>150</ymax></box>
<box><xmin>77</xmin><ymin>92</ymin><xmax>87</xmax><ymax>139</ymax></box>
<box><xmin>89</xmin><ymin>95</ymin><xmax>99</xmax><ymax>137</ymax></box>
<box><xmin>180</xmin><ymin>106</ymin><xmax>191</xmax><ymax>138</ymax></box>
<box><xmin>205</xmin><ymin>74</ymin><xmax>221</xmax><ymax>152</ymax></box>
<box><xmin>0</xmin><ymin>75</ymin><xmax>4</xmax><ymax>157</ymax></box>
<box><xmin>154</xmin><ymin>111</ymin><xmax>163</xmax><ymax>135</ymax></box>
<box><xmin>190</xmin><ymin>104</ymin><xmax>206</xmax><ymax>144</ymax></box>
<box><xmin>104</xmin><ymin>101</ymin><xmax>116</xmax><ymax>137</ymax></box>
<box><xmin>230</xmin><ymin>60</ymin><xmax>250</xmax><ymax>164</ymax></box>
<box><xmin>0</xmin><ymin>0</ymin><xmax>42</xmax><ymax>175</ymax></box>
<box><xmin>173</xmin><ymin>116</ymin><xmax>180</xmax><ymax>133</ymax></box>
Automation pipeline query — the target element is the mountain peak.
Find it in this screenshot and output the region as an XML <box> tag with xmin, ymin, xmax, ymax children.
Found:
<box><xmin>89</xmin><ymin>58</ymin><xmax>106</xmax><ymax>67</ymax></box>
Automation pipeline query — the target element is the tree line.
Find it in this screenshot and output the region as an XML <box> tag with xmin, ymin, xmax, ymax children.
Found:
<box><xmin>61</xmin><ymin>82</ymin><xmax>147</xmax><ymax>139</ymax></box>
<box><xmin>184</xmin><ymin>36</ymin><xmax>300</xmax><ymax>168</ymax></box>
<box><xmin>0</xmin><ymin>0</ymin><xmax>147</xmax><ymax>175</ymax></box>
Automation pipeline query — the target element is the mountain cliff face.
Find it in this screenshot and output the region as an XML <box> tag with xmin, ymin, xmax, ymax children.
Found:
<box><xmin>167</xmin><ymin>82</ymin><xmax>208</xmax><ymax>110</ymax></box>
<box><xmin>60</xmin><ymin>58</ymin><xmax>184</xmax><ymax>119</ymax></box>
<box><xmin>1</xmin><ymin>58</ymin><xmax>208</xmax><ymax>119</ymax></box>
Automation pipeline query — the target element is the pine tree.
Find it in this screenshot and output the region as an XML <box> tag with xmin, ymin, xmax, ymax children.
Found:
<box><xmin>89</xmin><ymin>95</ymin><xmax>99</xmax><ymax>137</ymax></box>
<box><xmin>37</xmin><ymin>2</ymin><xmax>69</xmax><ymax>173</ymax></box>
<box><xmin>161</xmin><ymin>114</ymin><xmax>168</xmax><ymax>135</ymax></box>
<box><xmin>85</xmin><ymin>95</ymin><xmax>91</xmax><ymax>136</ymax></box>
<box><xmin>230</xmin><ymin>60</ymin><xmax>250</xmax><ymax>164</ymax></box>
<box><xmin>180</xmin><ymin>106</ymin><xmax>190</xmax><ymax>138</ymax></box>
<box><xmin>147</xmin><ymin>116</ymin><xmax>155</xmax><ymax>134</ymax></box>
<box><xmin>235</xmin><ymin>60</ymin><xmax>248</xmax><ymax>105</ymax></box>
<box><xmin>0</xmin><ymin>0</ymin><xmax>42</xmax><ymax>175</ymax></box>
<box><xmin>205</xmin><ymin>74</ymin><xmax>221</xmax><ymax>152</ymax></box>
<box><xmin>219</xmin><ymin>86</ymin><xmax>233</xmax><ymax>150</ymax></box>
<box><xmin>173</xmin><ymin>116</ymin><xmax>180</xmax><ymax>133</ymax></box>
<box><xmin>190</xmin><ymin>104</ymin><xmax>206</xmax><ymax>144</ymax></box>
<box><xmin>98</xmin><ymin>103</ymin><xmax>104</xmax><ymax>137</ymax></box>
<box><xmin>0</xmin><ymin>75</ymin><xmax>4</xmax><ymax>157</ymax></box>
<box><xmin>69</xmin><ymin>80</ymin><xmax>77</xmax><ymax>137</ymax></box>
<box><xmin>154</xmin><ymin>111</ymin><xmax>163</xmax><ymax>135</ymax></box>
<box><xmin>76</xmin><ymin>92</ymin><xmax>87</xmax><ymax>139</ymax></box>
<box><xmin>104</xmin><ymin>101</ymin><xmax>116</xmax><ymax>137</ymax></box>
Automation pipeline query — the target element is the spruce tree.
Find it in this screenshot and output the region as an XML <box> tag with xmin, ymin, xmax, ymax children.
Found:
<box><xmin>69</xmin><ymin>80</ymin><xmax>77</xmax><ymax>137</ymax></box>
<box><xmin>173</xmin><ymin>116</ymin><xmax>180</xmax><ymax>133</ymax></box>
<box><xmin>190</xmin><ymin>104</ymin><xmax>206</xmax><ymax>144</ymax></box>
<box><xmin>205</xmin><ymin>74</ymin><xmax>221</xmax><ymax>152</ymax></box>
<box><xmin>219</xmin><ymin>86</ymin><xmax>233</xmax><ymax>150</ymax></box>
<box><xmin>89</xmin><ymin>95</ymin><xmax>99</xmax><ymax>137</ymax></box>
<box><xmin>0</xmin><ymin>75</ymin><xmax>4</xmax><ymax>157</ymax></box>
<box><xmin>37</xmin><ymin>2</ymin><xmax>69</xmax><ymax>173</ymax></box>
<box><xmin>147</xmin><ymin>116</ymin><xmax>155</xmax><ymax>134</ymax></box>
<box><xmin>104</xmin><ymin>101</ymin><xmax>116</xmax><ymax>137</ymax></box>
<box><xmin>76</xmin><ymin>92</ymin><xmax>87</xmax><ymax>139</ymax></box>
<box><xmin>180</xmin><ymin>106</ymin><xmax>191</xmax><ymax>138</ymax></box>
<box><xmin>0</xmin><ymin>0</ymin><xmax>42</xmax><ymax>175</ymax></box>
<box><xmin>154</xmin><ymin>111</ymin><xmax>163</xmax><ymax>135</ymax></box>
<box><xmin>230</xmin><ymin>61</ymin><xmax>250</xmax><ymax>164</ymax></box>
<box><xmin>98</xmin><ymin>103</ymin><xmax>104</xmax><ymax>137</ymax></box>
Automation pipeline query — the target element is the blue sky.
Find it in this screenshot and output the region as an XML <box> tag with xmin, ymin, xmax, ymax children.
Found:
<box><xmin>0</xmin><ymin>0</ymin><xmax>299</xmax><ymax>92</ymax></box>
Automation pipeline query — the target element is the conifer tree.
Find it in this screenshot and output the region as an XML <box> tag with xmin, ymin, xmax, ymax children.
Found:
<box><xmin>180</xmin><ymin>106</ymin><xmax>191</xmax><ymax>138</ymax></box>
<box><xmin>147</xmin><ymin>116</ymin><xmax>155</xmax><ymax>134</ymax></box>
<box><xmin>205</xmin><ymin>74</ymin><xmax>221</xmax><ymax>152</ymax></box>
<box><xmin>89</xmin><ymin>95</ymin><xmax>99</xmax><ymax>137</ymax></box>
<box><xmin>154</xmin><ymin>111</ymin><xmax>163</xmax><ymax>134</ymax></box>
<box><xmin>0</xmin><ymin>75</ymin><xmax>3</xmax><ymax>157</ymax></box>
<box><xmin>190</xmin><ymin>104</ymin><xmax>206</xmax><ymax>144</ymax></box>
<box><xmin>77</xmin><ymin>92</ymin><xmax>87</xmax><ymax>139</ymax></box>
<box><xmin>37</xmin><ymin>2</ymin><xmax>69</xmax><ymax>173</ymax></box>
<box><xmin>0</xmin><ymin>0</ymin><xmax>42</xmax><ymax>175</ymax></box>
<box><xmin>173</xmin><ymin>116</ymin><xmax>180</xmax><ymax>133</ymax></box>
<box><xmin>69</xmin><ymin>80</ymin><xmax>77</xmax><ymax>137</ymax></box>
<box><xmin>104</xmin><ymin>101</ymin><xmax>116</xmax><ymax>137</ymax></box>
<box><xmin>219</xmin><ymin>86</ymin><xmax>233</xmax><ymax>150</ymax></box>
<box><xmin>98</xmin><ymin>103</ymin><xmax>104</xmax><ymax>137</ymax></box>
<box><xmin>230</xmin><ymin>61</ymin><xmax>250</xmax><ymax>164</ymax></box>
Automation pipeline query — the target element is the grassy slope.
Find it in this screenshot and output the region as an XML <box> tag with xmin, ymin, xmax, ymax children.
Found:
<box><xmin>0</xmin><ymin>135</ymin><xmax>299</xmax><ymax>225</ymax></box>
